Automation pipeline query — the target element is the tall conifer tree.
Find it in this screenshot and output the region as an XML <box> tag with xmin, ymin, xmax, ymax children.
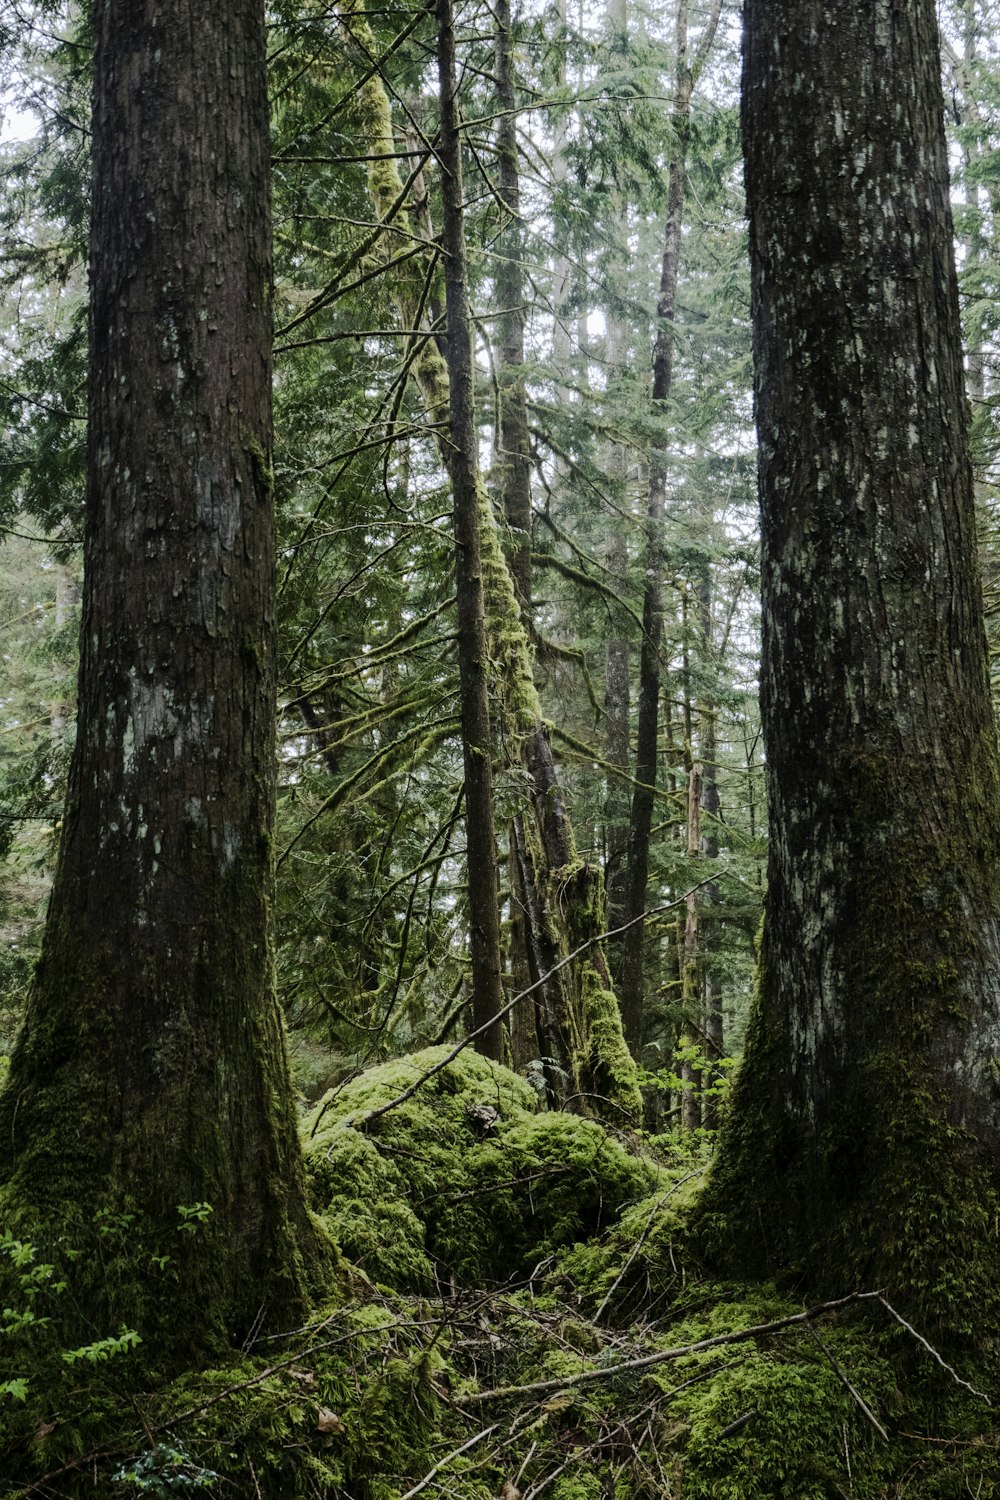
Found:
<box><xmin>0</xmin><ymin>0</ymin><xmax>323</xmax><ymax>1354</ymax></box>
<box><xmin>702</xmin><ymin>0</ymin><xmax>1000</xmax><ymax>1347</ymax></box>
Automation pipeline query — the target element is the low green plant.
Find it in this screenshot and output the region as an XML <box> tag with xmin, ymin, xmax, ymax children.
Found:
<box><xmin>113</xmin><ymin>1443</ymin><xmax>219</xmax><ymax>1495</ymax></box>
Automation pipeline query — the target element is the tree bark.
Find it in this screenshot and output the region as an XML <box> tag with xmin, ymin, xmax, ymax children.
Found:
<box><xmin>494</xmin><ymin>0</ymin><xmax>533</xmax><ymax>617</ymax></box>
<box><xmin>437</xmin><ymin>0</ymin><xmax>506</xmax><ymax>1061</ymax></box>
<box><xmin>700</xmin><ymin>0</ymin><xmax>1000</xmax><ymax>1349</ymax></box>
<box><xmin>0</xmin><ymin>0</ymin><xmax>325</xmax><ymax>1357</ymax></box>
<box><xmin>618</xmin><ymin>0</ymin><xmax>721</xmax><ymax>1057</ymax></box>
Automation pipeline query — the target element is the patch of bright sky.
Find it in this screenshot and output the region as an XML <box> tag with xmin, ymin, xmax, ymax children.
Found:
<box><xmin>1</xmin><ymin>97</ymin><xmax>38</xmax><ymax>145</ymax></box>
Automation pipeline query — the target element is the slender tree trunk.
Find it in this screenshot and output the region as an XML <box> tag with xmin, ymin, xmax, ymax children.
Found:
<box><xmin>601</xmin><ymin>0</ymin><xmax>631</xmax><ymax>955</ymax></box>
<box><xmin>507</xmin><ymin>822</ymin><xmax>539</xmax><ymax>1070</ymax></box>
<box><xmin>50</xmin><ymin>564</ymin><xmax>79</xmax><ymax>745</ymax></box>
<box><xmin>700</xmin><ymin>0</ymin><xmax>1000</xmax><ymax>1350</ymax></box>
<box><xmin>0</xmin><ymin>0</ymin><xmax>325</xmax><ymax>1357</ymax></box>
<box><xmin>619</xmin><ymin>0</ymin><xmax>721</xmax><ymax>1056</ymax></box>
<box><xmin>701</xmin><ymin>699</ymin><xmax>724</xmax><ymax>1130</ymax></box>
<box><xmin>550</xmin><ymin>0</ymin><xmax>573</xmax><ymax>373</ymax></box>
<box><xmin>494</xmin><ymin>0</ymin><xmax>533</xmax><ymax>616</ymax></box>
<box><xmin>437</xmin><ymin>0</ymin><xmax>505</xmax><ymax>1061</ymax></box>
<box><xmin>493</xmin><ymin>0</ymin><xmax>542</xmax><ymax>1072</ymax></box>
<box><xmin>679</xmin><ymin>758</ymin><xmax>702</xmax><ymax>1130</ymax></box>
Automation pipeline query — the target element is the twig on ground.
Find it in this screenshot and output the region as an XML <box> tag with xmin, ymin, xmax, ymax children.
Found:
<box><xmin>877</xmin><ymin>1296</ymin><xmax>991</xmax><ymax>1405</ymax></box>
<box><xmin>593</xmin><ymin>1170</ymin><xmax>701</xmax><ymax>1323</ymax></box>
<box><xmin>398</xmin><ymin>1426</ymin><xmax>498</xmax><ymax>1500</ymax></box>
<box><xmin>809</xmin><ymin>1326</ymin><xmax>888</xmax><ymax>1440</ymax></box>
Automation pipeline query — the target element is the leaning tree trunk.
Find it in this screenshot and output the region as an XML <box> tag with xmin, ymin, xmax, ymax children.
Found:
<box><xmin>0</xmin><ymin>0</ymin><xmax>325</xmax><ymax>1358</ymax></box>
<box><xmin>344</xmin><ymin>2</ymin><xmax>640</xmax><ymax>1117</ymax></box>
<box><xmin>699</xmin><ymin>0</ymin><xmax>1000</xmax><ymax>1352</ymax></box>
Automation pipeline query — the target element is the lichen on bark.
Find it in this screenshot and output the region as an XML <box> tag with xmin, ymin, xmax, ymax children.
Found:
<box><xmin>0</xmin><ymin>0</ymin><xmax>330</xmax><ymax>1360</ymax></box>
<box><xmin>695</xmin><ymin>0</ymin><xmax>1000</xmax><ymax>1357</ymax></box>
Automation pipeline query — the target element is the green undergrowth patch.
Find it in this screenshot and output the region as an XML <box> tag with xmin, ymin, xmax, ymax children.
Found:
<box><xmin>3</xmin><ymin>1049</ymin><xmax>998</xmax><ymax>1496</ymax></box>
<box><xmin>304</xmin><ymin>1046</ymin><xmax>659</xmax><ymax>1291</ymax></box>
<box><xmin>5</xmin><ymin>1276</ymin><xmax>994</xmax><ymax>1499</ymax></box>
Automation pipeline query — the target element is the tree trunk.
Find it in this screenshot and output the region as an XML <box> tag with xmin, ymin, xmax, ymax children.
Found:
<box><xmin>679</xmin><ymin>758</ymin><xmax>702</xmax><ymax>1131</ymax></box>
<box><xmin>0</xmin><ymin>0</ymin><xmax>325</xmax><ymax>1357</ymax></box>
<box><xmin>436</xmin><ymin>0</ymin><xmax>506</xmax><ymax>1061</ymax></box>
<box><xmin>618</xmin><ymin>0</ymin><xmax>721</xmax><ymax>1056</ymax></box>
<box><xmin>345</xmin><ymin>8</ymin><xmax>639</xmax><ymax>1116</ymax></box>
<box><xmin>700</xmin><ymin>0</ymin><xmax>1000</xmax><ymax>1350</ymax></box>
<box><xmin>494</xmin><ymin>0</ymin><xmax>533</xmax><ymax>617</ymax></box>
<box><xmin>601</xmin><ymin>0</ymin><xmax>631</xmax><ymax>957</ymax></box>
<box><xmin>701</xmin><ymin>697</ymin><xmax>724</xmax><ymax>1130</ymax></box>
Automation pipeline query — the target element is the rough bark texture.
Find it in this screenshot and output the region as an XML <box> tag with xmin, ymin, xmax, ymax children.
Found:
<box><xmin>493</xmin><ymin>0</ymin><xmax>533</xmax><ymax>616</ymax></box>
<box><xmin>437</xmin><ymin>0</ymin><xmax>506</xmax><ymax>1061</ymax></box>
<box><xmin>0</xmin><ymin>0</ymin><xmax>325</xmax><ymax>1356</ymax></box>
<box><xmin>701</xmin><ymin>700</ymin><xmax>724</xmax><ymax>1131</ymax></box>
<box><xmin>599</xmin><ymin>0</ymin><xmax>630</xmax><ymax>908</ymax></box>
<box><xmin>601</xmin><ymin>205</ymin><xmax>631</xmax><ymax>961</ymax></box>
<box><xmin>700</xmin><ymin>0</ymin><xmax>1000</xmax><ymax>1350</ymax></box>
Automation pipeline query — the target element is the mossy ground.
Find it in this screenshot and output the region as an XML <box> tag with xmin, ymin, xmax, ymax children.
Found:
<box><xmin>2</xmin><ymin>1048</ymin><xmax>998</xmax><ymax>1497</ymax></box>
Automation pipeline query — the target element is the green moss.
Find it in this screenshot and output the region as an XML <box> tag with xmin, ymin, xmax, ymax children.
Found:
<box><xmin>3</xmin><ymin>1134</ymin><xmax>997</xmax><ymax>1498</ymax></box>
<box><xmin>0</xmin><ymin>901</ymin><xmax>332</xmax><ymax>1368</ymax></box>
<box><xmin>651</xmin><ymin>1290</ymin><xmax>901</xmax><ymax>1500</ymax></box>
<box><xmin>308</xmin><ymin>1127</ymin><xmax>433</xmax><ymax>1291</ymax></box>
<box><xmin>577</xmin><ymin>964</ymin><xmax>643</xmax><ymax>1119</ymax></box>
<box><xmin>694</xmin><ymin>732</ymin><xmax>1000</xmax><ymax>1365</ymax></box>
<box><xmin>304</xmin><ymin>1047</ymin><xmax>653</xmax><ymax>1291</ymax></box>
<box><xmin>555</xmin><ymin>1165</ymin><xmax>707</xmax><ymax>1318</ymax></box>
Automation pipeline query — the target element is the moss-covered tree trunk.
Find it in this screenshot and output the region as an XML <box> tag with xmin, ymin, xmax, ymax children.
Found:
<box><xmin>343</xmin><ymin>5</ymin><xmax>640</xmax><ymax>1118</ymax></box>
<box><xmin>701</xmin><ymin>0</ymin><xmax>1000</xmax><ymax>1349</ymax></box>
<box><xmin>0</xmin><ymin>0</ymin><xmax>325</xmax><ymax>1357</ymax></box>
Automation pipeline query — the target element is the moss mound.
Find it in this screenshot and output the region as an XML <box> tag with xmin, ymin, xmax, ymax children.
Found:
<box><xmin>4</xmin><ymin>1052</ymin><xmax>997</xmax><ymax>1498</ymax></box>
<box><xmin>304</xmin><ymin>1046</ymin><xmax>656</xmax><ymax>1290</ymax></box>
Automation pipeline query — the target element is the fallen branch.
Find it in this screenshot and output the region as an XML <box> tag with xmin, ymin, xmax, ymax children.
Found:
<box><xmin>399</xmin><ymin>1425</ymin><xmax>499</xmax><ymax>1500</ymax></box>
<box><xmin>877</xmin><ymin>1296</ymin><xmax>991</xmax><ymax>1405</ymax></box>
<box><xmin>455</xmin><ymin>1292</ymin><xmax>884</xmax><ymax>1406</ymax></box>
<box><xmin>809</xmin><ymin>1326</ymin><xmax>888</xmax><ymax>1440</ymax></box>
<box><xmin>593</xmin><ymin>1170</ymin><xmax>702</xmax><ymax>1323</ymax></box>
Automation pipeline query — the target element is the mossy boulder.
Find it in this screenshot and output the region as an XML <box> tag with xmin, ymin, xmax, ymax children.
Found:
<box><xmin>304</xmin><ymin>1047</ymin><xmax>656</xmax><ymax>1291</ymax></box>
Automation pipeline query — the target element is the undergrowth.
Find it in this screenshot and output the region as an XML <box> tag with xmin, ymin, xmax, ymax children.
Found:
<box><xmin>1</xmin><ymin>1047</ymin><xmax>997</xmax><ymax>1498</ymax></box>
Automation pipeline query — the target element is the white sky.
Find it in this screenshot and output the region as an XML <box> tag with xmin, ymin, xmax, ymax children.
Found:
<box><xmin>1</xmin><ymin>98</ymin><xmax>38</xmax><ymax>144</ymax></box>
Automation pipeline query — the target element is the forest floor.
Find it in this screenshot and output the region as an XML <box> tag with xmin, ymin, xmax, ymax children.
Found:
<box><xmin>1</xmin><ymin>1047</ymin><xmax>998</xmax><ymax>1498</ymax></box>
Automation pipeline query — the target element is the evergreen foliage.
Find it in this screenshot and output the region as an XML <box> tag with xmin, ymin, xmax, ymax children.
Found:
<box><xmin>2</xmin><ymin>0</ymin><xmax>1000</xmax><ymax>1493</ymax></box>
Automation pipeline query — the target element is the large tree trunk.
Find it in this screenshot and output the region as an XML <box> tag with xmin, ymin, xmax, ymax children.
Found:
<box><xmin>700</xmin><ymin>0</ymin><xmax>1000</xmax><ymax>1349</ymax></box>
<box><xmin>0</xmin><ymin>0</ymin><xmax>325</xmax><ymax>1357</ymax></box>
